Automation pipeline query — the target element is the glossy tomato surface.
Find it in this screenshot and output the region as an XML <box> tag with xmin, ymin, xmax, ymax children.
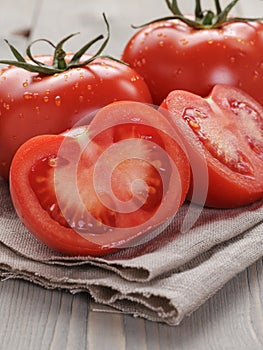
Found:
<box><xmin>0</xmin><ymin>54</ymin><xmax>152</xmax><ymax>180</ymax></box>
<box><xmin>122</xmin><ymin>19</ymin><xmax>263</xmax><ymax>106</ymax></box>
<box><xmin>160</xmin><ymin>84</ymin><xmax>263</xmax><ymax>208</ymax></box>
<box><xmin>10</xmin><ymin>101</ymin><xmax>190</xmax><ymax>256</ymax></box>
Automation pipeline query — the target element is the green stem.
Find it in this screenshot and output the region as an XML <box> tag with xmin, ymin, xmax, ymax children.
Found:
<box><xmin>195</xmin><ymin>0</ymin><xmax>203</xmax><ymax>20</ymax></box>
<box><xmin>0</xmin><ymin>13</ymin><xmax>124</xmax><ymax>75</ymax></box>
<box><xmin>203</xmin><ymin>11</ymin><xmax>215</xmax><ymax>25</ymax></box>
<box><xmin>133</xmin><ymin>0</ymin><xmax>263</xmax><ymax>30</ymax></box>
<box><xmin>214</xmin><ymin>0</ymin><xmax>222</xmax><ymax>15</ymax></box>
<box><xmin>164</xmin><ymin>0</ymin><xmax>183</xmax><ymax>16</ymax></box>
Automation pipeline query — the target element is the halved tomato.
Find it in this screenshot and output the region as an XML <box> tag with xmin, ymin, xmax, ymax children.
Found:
<box><xmin>10</xmin><ymin>101</ymin><xmax>190</xmax><ymax>256</ymax></box>
<box><xmin>160</xmin><ymin>84</ymin><xmax>263</xmax><ymax>208</ymax></box>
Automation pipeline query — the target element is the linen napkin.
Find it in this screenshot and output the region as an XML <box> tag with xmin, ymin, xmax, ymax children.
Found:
<box><xmin>0</xmin><ymin>177</ymin><xmax>262</xmax><ymax>325</ymax></box>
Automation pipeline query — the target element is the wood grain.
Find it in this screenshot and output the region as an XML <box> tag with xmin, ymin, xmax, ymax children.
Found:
<box><xmin>0</xmin><ymin>0</ymin><xmax>263</xmax><ymax>349</ymax></box>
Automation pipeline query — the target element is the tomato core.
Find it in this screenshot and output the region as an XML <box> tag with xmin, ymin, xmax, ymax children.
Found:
<box><xmin>183</xmin><ymin>107</ymin><xmax>254</xmax><ymax>176</ymax></box>
<box><xmin>229</xmin><ymin>100</ymin><xmax>263</xmax><ymax>159</ymax></box>
<box><xmin>28</xmin><ymin>126</ymin><xmax>169</xmax><ymax>233</ymax></box>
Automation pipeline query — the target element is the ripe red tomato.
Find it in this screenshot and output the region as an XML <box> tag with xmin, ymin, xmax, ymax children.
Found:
<box><xmin>10</xmin><ymin>101</ymin><xmax>190</xmax><ymax>256</ymax></box>
<box><xmin>0</xmin><ymin>33</ymin><xmax>152</xmax><ymax>180</ymax></box>
<box><xmin>122</xmin><ymin>4</ymin><xmax>263</xmax><ymax>106</ymax></box>
<box><xmin>160</xmin><ymin>84</ymin><xmax>263</xmax><ymax>208</ymax></box>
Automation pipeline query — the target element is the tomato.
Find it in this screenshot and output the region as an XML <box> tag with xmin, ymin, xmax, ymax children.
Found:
<box><xmin>10</xmin><ymin>101</ymin><xmax>190</xmax><ymax>256</ymax></box>
<box><xmin>122</xmin><ymin>1</ymin><xmax>263</xmax><ymax>105</ymax></box>
<box><xmin>0</xmin><ymin>18</ymin><xmax>152</xmax><ymax>180</ymax></box>
<box><xmin>160</xmin><ymin>84</ymin><xmax>263</xmax><ymax>208</ymax></box>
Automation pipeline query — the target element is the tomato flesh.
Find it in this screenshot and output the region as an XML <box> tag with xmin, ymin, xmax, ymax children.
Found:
<box><xmin>160</xmin><ymin>84</ymin><xmax>263</xmax><ymax>208</ymax></box>
<box><xmin>10</xmin><ymin>101</ymin><xmax>190</xmax><ymax>256</ymax></box>
<box><xmin>183</xmin><ymin>107</ymin><xmax>254</xmax><ymax>176</ymax></box>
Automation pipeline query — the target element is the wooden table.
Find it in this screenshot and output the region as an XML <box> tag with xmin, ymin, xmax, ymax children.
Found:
<box><xmin>0</xmin><ymin>1</ymin><xmax>263</xmax><ymax>348</ymax></box>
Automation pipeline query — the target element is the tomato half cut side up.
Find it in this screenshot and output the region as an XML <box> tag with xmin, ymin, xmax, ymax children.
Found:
<box><xmin>160</xmin><ymin>85</ymin><xmax>263</xmax><ymax>208</ymax></box>
<box><xmin>10</xmin><ymin>101</ymin><xmax>190</xmax><ymax>256</ymax></box>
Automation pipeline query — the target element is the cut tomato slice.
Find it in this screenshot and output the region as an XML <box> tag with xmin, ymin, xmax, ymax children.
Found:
<box><xmin>160</xmin><ymin>84</ymin><xmax>263</xmax><ymax>208</ymax></box>
<box><xmin>10</xmin><ymin>101</ymin><xmax>190</xmax><ymax>256</ymax></box>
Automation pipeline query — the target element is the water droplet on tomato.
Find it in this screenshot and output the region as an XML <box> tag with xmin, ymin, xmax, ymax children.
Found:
<box><xmin>48</xmin><ymin>157</ymin><xmax>57</xmax><ymax>167</ymax></box>
<box><xmin>135</xmin><ymin>58</ymin><xmax>146</xmax><ymax>68</ymax></box>
<box><xmin>23</xmin><ymin>80</ymin><xmax>28</xmax><ymax>87</ymax></box>
<box><xmin>3</xmin><ymin>103</ymin><xmax>10</xmax><ymax>110</ymax></box>
<box><xmin>33</xmin><ymin>76</ymin><xmax>42</xmax><ymax>82</ymax></box>
<box><xmin>229</xmin><ymin>56</ymin><xmax>236</xmax><ymax>63</ymax></box>
<box><xmin>73</xmin><ymin>82</ymin><xmax>79</xmax><ymax>90</ymax></box>
<box><xmin>180</xmin><ymin>38</ymin><xmax>189</xmax><ymax>46</ymax></box>
<box><xmin>253</xmin><ymin>70</ymin><xmax>260</xmax><ymax>79</ymax></box>
<box><xmin>159</xmin><ymin>40</ymin><xmax>164</xmax><ymax>47</ymax></box>
<box><xmin>79</xmin><ymin>95</ymin><xmax>84</xmax><ymax>102</ymax></box>
<box><xmin>43</xmin><ymin>96</ymin><xmax>49</xmax><ymax>103</ymax></box>
<box><xmin>50</xmin><ymin>203</ymin><xmax>56</xmax><ymax>212</ymax></box>
<box><xmin>23</xmin><ymin>92</ymin><xmax>33</xmax><ymax>100</ymax></box>
<box><xmin>55</xmin><ymin>96</ymin><xmax>61</xmax><ymax>107</ymax></box>
<box><xmin>173</xmin><ymin>68</ymin><xmax>182</xmax><ymax>76</ymax></box>
<box><xmin>87</xmin><ymin>84</ymin><xmax>92</xmax><ymax>90</ymax></box>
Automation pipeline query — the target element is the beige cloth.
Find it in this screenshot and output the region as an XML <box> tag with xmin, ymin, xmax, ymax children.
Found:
<box><xmin>0</xmin><ymin>177</ymin><xmax>262</xmax><ymax>325</ymax></box>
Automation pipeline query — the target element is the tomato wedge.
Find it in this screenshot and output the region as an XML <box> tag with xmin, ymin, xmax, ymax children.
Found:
<box><xmin>10</xmin><ymin>101</ymin><xmax>190</xmax><ymax>256</ymax></box>
<box><xmin>160</xmin><ymin>84</ymin><xmax>263</xmax><ymax>208</ymax></box>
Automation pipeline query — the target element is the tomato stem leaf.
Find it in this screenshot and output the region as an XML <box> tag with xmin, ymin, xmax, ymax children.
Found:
<box><xmin>0</xmin><ymin>13</ymin><xmax>125</xmax><ymax>75</ymax></box>
<box><xmin>132</xmin><ymin>0</ymin><xmax>263</xmax><ymax>29</ymax></box>
<box><xmin>3</xmin><ymin>40</ymin><xmax>26</xmax><ymax>63</ymax></box>
<box><xmin>195</xmin><ymin>0</ymin><xmax>203</xmax><ymax>20</ymax></box>
<box><xmin>214</xmin><ymin>0</ymin><xmax>222</xmax><ymax>15</ymax></box>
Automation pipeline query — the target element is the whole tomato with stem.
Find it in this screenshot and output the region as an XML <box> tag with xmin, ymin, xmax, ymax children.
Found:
<box><xmin>0</xmin><ymin>14</ymin><xmax>152</xmax><ymax>180</ymax></box>
<box><xmin>122</xmin><ymin>0</ymin><xmax>263</xmax><ymax>105</ymax></box>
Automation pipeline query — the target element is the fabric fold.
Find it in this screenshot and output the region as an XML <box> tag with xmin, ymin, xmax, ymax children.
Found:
<box><xmin>0</xmin><ymin>178</ymin><xmax>263</xmax><ymax>325</ymax></box>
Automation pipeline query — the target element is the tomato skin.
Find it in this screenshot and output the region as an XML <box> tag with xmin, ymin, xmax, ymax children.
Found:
<box><xmin>160</xmin><ymin>85</ymin><xmax>263</xmax><ymax>208</ymax></box>
<box><xmin>10</xmin><ymin>101</ymin><xmax>190</xmax><ymax>256</ymax></box>
<box><xmin>0</xmin><ymin>54</ymin><xmax>152</xmax><ymax>180</ymax></box>
<box><xmin>122</xmin><ymin>19</ymin><xmax>263</xmax><ymax>106</ymax></box>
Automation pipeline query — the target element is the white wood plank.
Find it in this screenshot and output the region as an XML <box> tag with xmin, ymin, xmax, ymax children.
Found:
<box><xmin>0</xmin><ymin>0</ymin><xmax>263</xmax><ymax>349</ymax></box>
<box><xmin>0</xmin><ymin>0</ymin><xmax>40</xmax><ymax>56</ymax></box>
<box><xmin>0</xmin><ymin>260</ymin><xmax>263</xmax><ymax>349</ymax></box>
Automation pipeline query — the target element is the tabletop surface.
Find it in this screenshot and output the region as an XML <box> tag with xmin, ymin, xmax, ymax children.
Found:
<box><xmin>1</xmin><ymin>1</ymin><xmax>263</xmax><ymax>349</ymax></box>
